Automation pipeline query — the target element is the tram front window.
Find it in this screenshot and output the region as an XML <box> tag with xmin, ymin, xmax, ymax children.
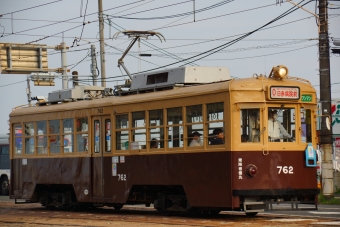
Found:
<box><xmin>240</xmin><ymin>109</ymin><xmax>261</xmax><ymax>143</ymax></box>
<box><xmin>268</xmin><ymin>108</ymin><xmax>295</xmax><ymax>142</ymax></box>
<box><xmin>300</xmin><ymin>108</ymin><xmax>312</xmax><ymax>143</ymax></box>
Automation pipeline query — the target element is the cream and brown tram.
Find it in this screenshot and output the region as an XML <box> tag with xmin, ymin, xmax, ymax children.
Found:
<box><xmin>9</xmin><ymin>66</ymin><xmax>319</xmax><ymax>215</ymax></box>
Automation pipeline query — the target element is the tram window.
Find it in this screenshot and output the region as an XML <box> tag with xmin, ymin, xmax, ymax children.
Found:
<box><xmin>105</xmin><ymin>119</ymin><xmax>111</xmax><ymax>153</ymax></box>
<box><xmin>188</xmin><ymin>124</ymin><xmax>203</xmax><ymax>147</ymax></box>
<box><xmin>149</xmin><ymin>109</ymin><xmax>164</xmax><ymax>149</ymax></box>
<box><xmin>240</xmin><ymin>109</ymin><xmax>260</xmax><ymax>143</ymax></box>
<box><xmin>186</xmin><ymin>105</ymin><xmax>203</xmax><ymax>146</ymax></box>
<box><xmin>76</xmin><ymin>118</ymin><xmax>88</xmax><ymax>152</ymax></box>
<box><xmin>207</xmin><ymin>102</ymin><xmax>224</xmax><ymax>145</ymax></box>
<box><xmin>63</xmin><ymin>119</ymin><xmax>74</xmax><ymax>153</ymax></box>
<box><xmin>132</xmin><ymin>111</ymin><xmax>146</xmax><ymax>150</ymax></box>
<box><xmin>268</xmin><ymin>108</ymin><xmax>295</xmax><ymax>142</ymax></box>
<box><xmin>301</xmin><ymin>108</ymin><xmax>312</xmax><ymax>143</ymax></box>
<box><xmin>76</xmin><ymin>118</ymin><xmax>88</xmax><ymax>132</ymax></box>
<box><xmin>24</xmin><ymin>122</ymin><xmax>34</xmax><ymax>154</ymax></box>
<box><xmin>149</xmin><ymin>109</ymin><xmax>163</xmax><ymax>126</ymax></box>
<box><xmin>24</xmin><ymin>122</ymin><xmax>34</xmax><ymax>136</ymax></box>
<box><xmin>186</xmin><ymin>105</ymin><xmax>203</xmax><ymax>123</ymax></box>
<box><xmin>14</xmin><ymin>125</ymin><xmax>22</xmax><ymax>154</ymax></box>
<box><xmin>37</xmin><ymin>121</ymin><xmax>47</xmax><ymax>154</ymax></box>
<box><xmin>149</xmin><ymin>128</ymin><xmax>164</xmax><ymax>149</ymax></box>
<box><xmin>167</xmin><ymin>107</ymin><xmax>183</xmax><ymax>148</ymax></box>
<box><xmin>49</xmin><ymin>120</ymin><xmax>61</xmax><ymax>154</ymax></box>
<box><xmin>94</xmin><ymin>120</ymin><xmax>100</xmax><ymax>153</ymax></box>
<box><xmin>116</xmin><ymin>114</ymin><xmax>129</xmax><ymax>150</ymax></box>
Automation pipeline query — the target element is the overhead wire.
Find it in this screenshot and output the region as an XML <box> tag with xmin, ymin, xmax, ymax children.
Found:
<box><xmin>131</xmin><ymin>0</ymin><xmax>312</xmax><ymax>74</ymax></box>
<box><xmin>1</xmin><ymin>0</ymin><xmax>150</xmax><ymax>40</ymax></box>
<box><xmin>72</xmin><ymin>0</ymin><xmax>89</xmax><ymax>47</ymax></box>
<box><xmin>0</xmin><ymin>80</ymin><xmax>26</xmax><ymax>88</ymax></box>
<box><xmin>0</xmin><ymin>0</ymin><xmax>63</xmax><ymax>16</ymax></box>
<box><xmin>108</xmin><ymin>0</ymin><xmax>234</xmax><ymax>20</ymax></box>
<box><xmin>152</xmin><ymin>1</ymin><xmax>281</xmax><ymax>30</ymax></box>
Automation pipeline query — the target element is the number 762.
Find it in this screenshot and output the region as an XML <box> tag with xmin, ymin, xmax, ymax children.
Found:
<box><xmin>277</xmin><ymin>166</ymin><xmax>293</xmax><ymax>174</ymax></box>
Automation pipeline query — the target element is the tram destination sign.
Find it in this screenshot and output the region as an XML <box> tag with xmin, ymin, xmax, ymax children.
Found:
<box><xmin>267</xmin><ymin>86</ymin><xmax>300</xmax><ymax>100</ymax></box>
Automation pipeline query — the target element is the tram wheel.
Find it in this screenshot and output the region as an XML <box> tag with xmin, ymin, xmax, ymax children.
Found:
<box><xmin>1</xmin><ymin>176</ymin><xmax>9</xmax><ymax>195</ymax></box>
<box><xmin>245</xmin><ymin>212</ymin><xmax>258</xmax><ymax>216</ymax></box>
<box><xmin>113</xmin><ymin>204</ymin><xmax>123</xmax><ymax>210</ymax></box>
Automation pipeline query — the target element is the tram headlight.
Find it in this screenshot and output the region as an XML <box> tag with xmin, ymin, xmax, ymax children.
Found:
<box><xmin>245</xmin><ymin>164</ymin><xmax>258</xmax><ymax>178</ymax></box>
<box><xmin>270</xmin><ymin>65</ymin><xmax>289</xmax><ymax>80</ymax></box>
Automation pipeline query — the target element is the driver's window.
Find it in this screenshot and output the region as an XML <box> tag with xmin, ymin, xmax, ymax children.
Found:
<box><xmin>300</xmin><ymin>108</ymin><xmax>312</xmax><ymax>143</ymax></box>
<box><xmin>240</xmin><ymin>109</ymin><xmax>260</xmax><ymax>143</ymax></box>
<box><xmin>268</xmin><ymin>108</ymin><xmax>295</xmax><ymax>142</ymax></box>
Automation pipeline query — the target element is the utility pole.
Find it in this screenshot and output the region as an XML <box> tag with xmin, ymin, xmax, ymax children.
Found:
<box><xmin>91</xmin><ymin>44</ymin><xmax>98</xmax><ymax>86</ymax></box>
<box><xmin>98</xmin><ymin>0</ymin><xmax>106</xmax><ymax>88</ymax></box>
<box><xmin>61</xmin><ymin>42</ymin><xmax>68</xmax><ymax>89</ymax></box>
<box><xmin>318</xmin><ymin>0</ymin><xmax>333</xmax><ymax>199</ymax></box>
<box><xmin>26</xmin><ymin>76</ymin><xmax>31</xmax><ymax>107</ymax></box>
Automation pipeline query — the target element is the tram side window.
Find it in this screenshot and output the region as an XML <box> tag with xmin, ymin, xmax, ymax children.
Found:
<box><xmin>76</xmin><ymin>118</ymin><xmax>88</xmax><ymax>152</ymax></box>
<box><xmin>63</xmin><ymin>119</ymin><xmax>74</xmax><ymax>153</ymax></box>
<box><xmin>132</xmin><ymin>111</ymin><xmax>146</xmax><ymax>150</ymax></box>
<box><xmin>49</xmin><ymin>120</ymin><xmax>61</xmax><ymax>153</ymax></box>
<box><xmin>167</xmin><ymin>107</ymin><xmax>184</xmax><ymax>148</ymax></box>
<box><xmin>14</xmin><ymin>125</ymin><xmax>22</xmax><ymax>154</ymax></box>
<box><xmin>240</xmin><ymin>109</ymin><xmax>260</xmax><ymax>143</ymax></box>
<box><xmin>186</xmin><ymin>105</ymin><xmax>203</xmax><ymax>147</ymax></box>
<box><xmin>268</xmin><ymin>108</ymin><xmax>295</xmax><ymax>142</ymax></box>
<box><xmin>149</xmin><ymin>109</ymin><xmax>164</xmax><ymax>149</ymax></box>
<box><xmin>207</xmin><ymin>102</ymin><xmax>224</xmax><ymax>145</ymax></box>
<box><xmin>37</xmin><ymin>121</ymin><xmax>47</xmax><ymax>154</ymax></box>
<box><xmin>24</xmin><ymin>122</ymin><xmax>34</xmax><ymax>154</ymax></box>
<box><xmin>116</xmin><ymin>114</ymin><xmax>129</xmax><ymax>150</ymax></box>
<box><xmin>301</xmin><ymin>108</ymin><xmax>312</xmax><ymax>143</ymax></box>
<box><xmin>105</xmin><ymin>119</ymin><xmax>111</xmax><ymax>153</ymax></box>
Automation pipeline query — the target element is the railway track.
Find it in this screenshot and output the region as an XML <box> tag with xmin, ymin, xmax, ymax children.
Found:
<box><xmin>0</xmin><ymin>201</ymin><xmax>339</xmax><ymax>226</ymax></box>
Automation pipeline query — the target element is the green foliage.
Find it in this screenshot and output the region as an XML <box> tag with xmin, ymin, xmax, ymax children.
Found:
<box><xmin>318</xmin><ymin>194</ymin><xmax>340</xmax><ymax>205</ymax></box>
<box><xmin>335</xmin><ymin>185</ymin><xmax>340</xmax><ymax>194</ymax></box>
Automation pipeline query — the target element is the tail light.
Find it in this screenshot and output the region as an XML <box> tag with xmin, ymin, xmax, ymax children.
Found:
<box><xmin>245</xmin><ymin>164</ymin><xmax>257</xmax><ymax>178</ymax></box>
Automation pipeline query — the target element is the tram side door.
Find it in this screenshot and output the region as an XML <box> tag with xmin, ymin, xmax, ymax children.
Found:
<box><xmin>91</xmin><ymin>116</ymin><xmax>112</xmax><ymax>198</ymax></box>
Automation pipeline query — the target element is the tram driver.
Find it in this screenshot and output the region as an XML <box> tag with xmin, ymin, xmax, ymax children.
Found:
<box><xmin>268</xmin><ymin>110</ymin><xmax>294</xmax><ymax>142</ymax></box>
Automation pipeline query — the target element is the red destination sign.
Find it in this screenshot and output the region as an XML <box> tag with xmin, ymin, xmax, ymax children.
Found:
<box><xmin>270</xmin><ymin>86</ymin><xmax>300</xmax><ymax>99</ymax></box>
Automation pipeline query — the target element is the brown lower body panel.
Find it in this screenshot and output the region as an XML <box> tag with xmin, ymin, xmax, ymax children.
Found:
<box><xmin>9</xmin><ymin>150</ymin><xmax>318</xmax><ymax>209</ymax></box>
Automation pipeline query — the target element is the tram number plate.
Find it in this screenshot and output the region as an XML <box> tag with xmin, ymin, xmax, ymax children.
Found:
<box><xmin>277</xmin><ymin>166</ymin><xmax>293</xmax><ymax>174</ymax></box>
<box><xmin>118</xmin><ymin>174</ymin><xmax>126</xmax><ymax>181</ymax></box>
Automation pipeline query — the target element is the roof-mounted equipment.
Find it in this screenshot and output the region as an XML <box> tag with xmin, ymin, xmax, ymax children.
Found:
<box><xmin>112</xmin><ymin>30</ymin><xmax>166</xmax><ymax>81</ymax></box>
<box><xmin>269</xmin><ymin>65</ymin><xmax>289</xmax><ymax>80</ymax></box>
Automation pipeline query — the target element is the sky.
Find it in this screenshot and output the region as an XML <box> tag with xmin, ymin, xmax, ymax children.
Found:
<box><xmin>0</xmin><ymin>0</ymin><xmax>339</xmax><ymax>134</ymax></box>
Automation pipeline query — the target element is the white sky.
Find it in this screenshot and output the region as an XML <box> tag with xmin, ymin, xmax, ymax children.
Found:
<box><xmin>0</xmin><ymin>0</ymin><xmax>339</xmax><ymax>134</ymax></box>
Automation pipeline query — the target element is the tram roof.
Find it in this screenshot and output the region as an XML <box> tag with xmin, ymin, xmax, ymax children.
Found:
<box><xmin>10</xmin><ymin>75</ymin><xmax>316</xmax><ymax>117</ymax></box>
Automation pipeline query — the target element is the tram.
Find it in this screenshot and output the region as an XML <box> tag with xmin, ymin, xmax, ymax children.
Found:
<box><xmin>9</xmin><ymin>65</ymin><xmax>319</xmax><ymax>215</ymax></box>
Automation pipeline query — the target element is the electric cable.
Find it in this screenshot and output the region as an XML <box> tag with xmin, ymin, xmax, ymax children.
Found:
<box><xmin>130</xmin><ymin>0</ymin><xmax>312</xmax><ymax>74</ymax></box>
<box><xmin>0</xmin><ymin>0</ymin><xmax>62</xmax><ymax>16</ymax></box>
<box><xmin>108</xmin><ymin>0</ymin><xmax>234</xmax><ymax>20</ymax></box>
<box><xmin>1</xmin><ymin>0</ymin><xmax>149</xmax><ymax>40</ymax></box>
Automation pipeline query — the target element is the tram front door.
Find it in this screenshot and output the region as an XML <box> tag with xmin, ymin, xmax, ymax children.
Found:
<box><xmin>91</xmin><ymin>116</ymin><xmax>112</xmax><ymax>198</ymax></box>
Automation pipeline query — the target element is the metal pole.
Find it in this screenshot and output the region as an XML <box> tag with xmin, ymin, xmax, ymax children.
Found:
<box><xmin>98</xmin><ymin>0</ymin><xmax>106</xmax><ymax>88</ymax></box>
<box><xmin>61</xmin><ymin>42</ymin><xmax>68</xmax><ymax>89</ymax></box>
<box><xmin>91</xmin><ymin>44</ymin><xmax>98</xmax><ymax>86</ymax></box>
<box><xmin>319</xmin><ymin>0</ymin><xmax>333</xmax><ymax>199</ymax></box>
<box><xmin>26</xmin><ymin>76</ymin><xmax>31</xmax><ymax>107</ymax></box>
